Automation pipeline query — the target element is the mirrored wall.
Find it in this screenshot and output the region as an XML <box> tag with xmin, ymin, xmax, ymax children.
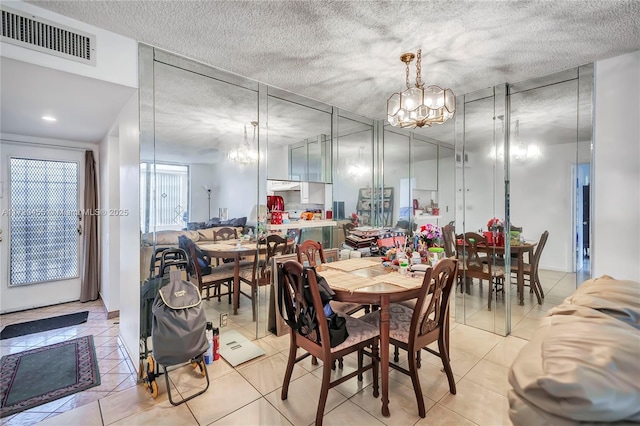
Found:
<box><xmin>454</xmin><ymin>66</ymin><xmax>593</xmax><ymax>336</ymax></box>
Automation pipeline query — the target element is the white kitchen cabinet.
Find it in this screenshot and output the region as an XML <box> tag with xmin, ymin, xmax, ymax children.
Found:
<box><xmin>300</xmin><ymin>182</ymin><xmax>324</xmax><ymax>204</ymax></box>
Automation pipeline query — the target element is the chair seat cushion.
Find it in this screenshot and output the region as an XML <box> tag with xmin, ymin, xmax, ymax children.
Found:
<box><xmin>331</xmin><ymin>315</ymin><xmax>379</xmax><ymax>353</ymax></box>
<box><xmin>201</xmin><ymin>264</ymin><xmax>235</xmax><ymax>283</ymax></box>
<box><xmin>360</xmin><ymin>303</ymin><xmax>434</xmax><ymax>344</ymax></box>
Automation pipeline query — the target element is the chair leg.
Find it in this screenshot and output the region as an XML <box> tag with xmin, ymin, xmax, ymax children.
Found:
<box><xmin>407</xmin><ymin>345</ymin><xmax>426</xmax><ymax>418</ymax></box>
<box><xmin>357</xmin><ymin>350</ymin><xmax>363</xmax><ymax>381</ymax></box>
<box><xmin>416</xmin><ymin>349</ymin><xmax>421</xmax><ymax>368</ymax></box>
<box><xmin>316</xmin><ymin>362</ymin><xmax>332</xmax><ymax>426</ymax></box>
<box><xmin>393</xmin><ymin>345</ymin><xmax>399</xmax><ymax>362</ymax></box>
<box><xmin>311</xmin><ymin>356</ymin><xmax>318</xmax><ymax>366</ymax></box>
<box><xmin>338</xmin><ymin>357</ymin><xmax>344</xmax><ymax>369</ymax></box>
<box><xmin>530</xmin><ymin>277</ymin><xmax>543</xmax><ymax>305</ymax></box>
<box><xmin>438</xmin><ymin>335</ymin><xmax>457</xmax><ymax>395</ymax></box>
<box><xmin>281</xmin><ymin>337</ymin><xmax>297</xmax><ymax>401</ymax></box>
<box><xmin>372</xmin><ymin>340</ymin><xmax>379</xmax><ymax>398</ymax></box>
<box><xmin>228</xmin><ymin>279</ymin><xmax>233</xmax><ymax>304</ymax></box>
<box><xmin>488</xmin><ymin>278</ymin><xmax>493</xmax><ymax>311</ymax></box>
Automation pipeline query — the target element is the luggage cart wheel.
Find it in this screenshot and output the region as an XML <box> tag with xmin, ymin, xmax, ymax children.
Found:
<box><xmin>149</xmin><ymin>380</ymin><xmax>159</xmax><ymax>398</ymax></box>
<box><xmin>139</xmin><ymin>360</ymin><xmax>144</xmax><ymax>379</ymax></box>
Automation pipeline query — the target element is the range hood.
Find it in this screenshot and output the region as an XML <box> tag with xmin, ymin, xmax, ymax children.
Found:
<box><xmin>268</xmin><ymin>180</ymin><xmax>301</xmax><ymax>191</ymax></box>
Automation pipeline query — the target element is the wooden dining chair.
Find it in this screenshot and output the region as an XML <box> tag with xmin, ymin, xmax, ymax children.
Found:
<box><xmin>460</xmin><ymin>232</ymin><xmax>505</xmax><ymax>311</ymax></box>
<box><xmin>296</xmin><ymin>240</ymin><xmax>368</xmax><ymax>315</ymax></box>
<box><xmin>510</xmin><ymin>230</ymin><xmax>548</xmax><ymax>305</ymax></box>
<box><xmin>239</xmin><ymin>234</ymin><xmax>288</xmax><ymax>321</ymax></box>
<box><xmin>360</xmin><ymin>259</ymin><xmax>457</xmax><ymax>418</ymax></box>
<box><xmin>278</xmin><ymin>260</ymin><xmax>379</xmax><ymax>426</ymax></box>
<box><xmin>181</xmin><ymin>237</ymin><xmax>235</xmax><ymax>302</ymax></box>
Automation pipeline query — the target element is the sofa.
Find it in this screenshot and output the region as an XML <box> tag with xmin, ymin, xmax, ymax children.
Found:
<box><xmin>140</xmin><ymin>227</ymin><xmax>244</xmax><ymax>281</ymax></box>
<box><xmin>508</xmin><ymin>275</ymin><xmax>640</xmax><ymax>425</ymax></box>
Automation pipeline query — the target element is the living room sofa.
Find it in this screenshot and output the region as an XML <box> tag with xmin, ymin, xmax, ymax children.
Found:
<box><xmin>508</xmin><ymin>275</ymin><xmax>640</xmax><ymax>425</ymax></box>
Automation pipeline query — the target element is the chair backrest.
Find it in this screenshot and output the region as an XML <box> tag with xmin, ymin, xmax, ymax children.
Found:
<box><xmin>213</xmin><ymin>227</ymin><xmax>237</xmax><ymax>241</ymax></box>
<box><xmin>343</xmin><ymin>222</ymin><xmax>355</xmax><ymax>239</ymax></box>
<box><xmin>296</xmin><ymin>240</ymin><xmax>326</xmax><ymax>266</ymax></box>
<box><xmin>181</xmin><ymin>238</ymin><xmax>204</xmax><ymax>289</ymax></box>
<box><xmin>461</xmin><ymin>232</ymin><xmax>491</xmax><ymax>279</ymax></box>
<box><xmin>277</xmin><ymin>260</ymin><xmax>328</xmax><ymax>349</ymax></box>
<box><xmin>410</xmin><ymin>258</ymin><xmax>457</xmax><ymax>343</ymax></box>
<box><xmin>442</xmin><ymin>224</ymin><xmax>457</xmax><ymax>258</ymax></box>
<box><xmin>530</xmin><ymin>231</ymin><xmax>549</xmax><ymax>271</ymax></box>
<box><xmin>265</xmin><ymin>234</ymin><xmax>289</xmax><ymax>260</ymax></box>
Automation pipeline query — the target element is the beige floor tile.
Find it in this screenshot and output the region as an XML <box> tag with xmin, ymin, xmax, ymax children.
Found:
<box><xmin>323</xmin><ymin>400</ymin><xmax>385</xmax><ymax>426</ymax></box>
<box><xmin>464</xmin><ymin>359</ymin><xmax>511</xmax><ymax>396</ymax></box>
<box><xmin>349</xmin><ymin>377</ymin><xmax>435</xmax><ymax>426</ymax></box>
<box><xmin>440</xmin><ymin>379</ymin><xmax>509</xmax><ymax>426</ymax></box>
<box><xmin>0</xmin><ymin>412</ymin><xmax>50</xmax><ymax>426</ymax></box>
<box><xmin>110</xmin><ymin>399</ymin><xmax>198</xmax><ymax>425</ymax></box>
<box><xmin>89</xmin><ymin>373</ymin><xmax>131</xmax><ymax>393</ymax></box>
<box><xmin>387</xmin><ymin>359</ymin><xmax>461</xmax><ymax>402</ymax></box>
<box><xmin>54</xmin><ymin>390</ymin><xmax>110</xmax><ymax>412</ymax></box>
<box><xmin>417</xmin><ymin>403</ymin><xmax>479</xmax><ymax>425</ymax></box>
<box><xmin>99</xmin><ymin>380</ymin><xmax>172</xmax><ymax>425</ymax></box>
<box><xmin>264</xmin><ymin>373</ymin><xmax>347</xmax><ymax>425</ymax></box>
<box><xmin>262</xmin><ymin>332</ymin><xmax>291</xmax><ymax>352</ymax></box>
<box><xmin>423</xmin><ymin>347</ymin><xmax>482</xmax><ymax>378</ymax></box>
<box><xmin>449</xmin><ymin>325</ymin><xmax>504</xmax><ymax>358</ymax></box>
<box><xmin>310</xmin><ymin>354</ymin><xmax>377</xmax><ymax>399</ymax></box>
<box><xmin>15</xmin><ymin>394</ymin><xmax>73</xmax><ymax>415</ymax></box>
<box><xmin>185</xmin><ymin>370</ymin><xmax>261</xmax><ymax>425</ymax></box>
<box><xmin>37</xmin><ymin>401</ymin><xmax>102</xmax><ymax>426</ymax></box>
<box><xmin>237</xmin><ymin>352</ymin><xmax>307</xmax><ymax>395</ymax></box>
<box><xmin>483</xmin><ymin>336</ymin><xmax>529</xmax><ymax>368</ymax></box>
<box><xmin>510</xmin><ymin>317</ymin><xmax>545</xmax><ymax>340</ymax></box>
<box><xmin>211</xmin><ymin>398</ymin><xmax>293</xmax><ymax>426</ymax></box>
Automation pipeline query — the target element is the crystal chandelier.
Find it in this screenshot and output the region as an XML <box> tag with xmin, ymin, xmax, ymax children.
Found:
<box><xmin>387</xmin><ymin>49</ymin><xmax>456</xmax><ymax>128</ymax></box>
<box><xmin>228</xmin><ymin>121</ymin><xmax>259</xmax><ymax>164</ymax></box>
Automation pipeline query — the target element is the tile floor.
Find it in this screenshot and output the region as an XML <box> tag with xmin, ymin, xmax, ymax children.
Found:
<box><xmin>0</xmin><ymin>268</ymin><xmax>583</xmax><ymax>426</ymax></box>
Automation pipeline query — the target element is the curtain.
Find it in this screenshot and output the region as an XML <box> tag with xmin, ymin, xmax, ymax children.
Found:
<box><xmin>80</xmin><ymin>150</ymin><xmax>100</xmax><ymax>302</ymax></box>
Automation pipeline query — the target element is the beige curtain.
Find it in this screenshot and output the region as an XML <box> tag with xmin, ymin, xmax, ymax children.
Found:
<box><xmin>80</xmin><ymin>150</ymin><xmax>100</xmax><ymax>302</ymax></box>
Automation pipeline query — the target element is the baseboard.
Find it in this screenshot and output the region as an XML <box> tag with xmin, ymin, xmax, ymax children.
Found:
<box><xmin>107</xmin><ymin>310</ymin><xmax>120</xmax><ymax>319</ymax></box>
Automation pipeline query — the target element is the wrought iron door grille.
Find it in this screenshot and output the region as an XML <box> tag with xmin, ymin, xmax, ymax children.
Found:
<box><xmin>9</xmin><ymin>158</ymin><xmax>79</xmax><ymax>286</ymax></box>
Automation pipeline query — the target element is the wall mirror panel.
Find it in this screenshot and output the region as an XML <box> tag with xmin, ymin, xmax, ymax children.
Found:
<box><xmin>381</xmin><ymin>129</ymin><xmax>411</xmax><ymax>228</ymax></box>
<box><xmin>139</xmin><ymin>46</ymin><xmax>262</xmax><ymax>364</ymax></box>
<box><xmin>334</xmin><ymin>114</ymin><xmax>374</xmax><ymax>244</ymax></box>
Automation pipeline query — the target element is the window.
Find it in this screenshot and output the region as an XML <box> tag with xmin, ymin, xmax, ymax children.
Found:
<box><xmin>9</xmin><ymin>158</ymin><xmax>79</xmax><ymax>286</ymax></box>
<box><xmin>140</xmin><ymin>163</ymin><xmax>189</xmax><ymax>232</ymax></box>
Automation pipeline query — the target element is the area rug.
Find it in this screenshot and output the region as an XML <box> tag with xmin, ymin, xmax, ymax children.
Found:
<box><xmin>0</xmin><ymin>335</ymin><xmax>100</xmax><ymax>417</ymax></box>
<box><xmin>0</xmin><ymin>311</ymin><xmax>89</xmax><ymax>340</ymax></box>
<box><xmin>219</xmin><ymin>330</ymin><xmax>265</xmax><ymax>367</ymax></box>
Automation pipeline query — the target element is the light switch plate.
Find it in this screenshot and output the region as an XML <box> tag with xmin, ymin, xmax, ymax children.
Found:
<box><xmin>220</xmin><ymin>313</ymin><xmax>228</xmax><ymax>327</ymax></box>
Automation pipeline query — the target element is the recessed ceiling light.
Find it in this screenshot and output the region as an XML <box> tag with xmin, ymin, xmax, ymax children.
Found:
<box><xmin>41</xmin><ymin>116</ymin><xmax>57</xmax><ymax>122</ymax></box>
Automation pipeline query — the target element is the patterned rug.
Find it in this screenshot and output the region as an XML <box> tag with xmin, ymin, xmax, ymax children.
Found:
<box><xmin>0</xmin><ymin>336</ymin><xmax>100</xmax><ymax>417</ymax></box>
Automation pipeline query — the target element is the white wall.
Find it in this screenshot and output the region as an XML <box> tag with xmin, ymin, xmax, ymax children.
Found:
<box><xmin>212</xmin><ymin>160</ymin><xmax>258</xmax><ymax>221</ymax></box>
<box><xmin>99</xmin><ymin>134</ymin><xmax>120</xmax><ymax>314</ymax></box>
<box><xmin>2</xmin><ymin>1</ymin><xmax>137</xmax><ymax>89</ymax></box>
<box><xmin>593</xmin><ymin>50</ymin><xmax>640</xmax><ymax>281</ymax></box>
<box><xmin>115</xmin><ymin>93</ymin><xmax>141</xmax><ymax>367</ymax></box>
<box><xmin>189</xmin><ymin>163</ymin><xmax>216</xmax><ymax>222</ymax></box>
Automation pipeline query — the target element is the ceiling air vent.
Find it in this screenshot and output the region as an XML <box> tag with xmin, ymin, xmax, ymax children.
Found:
<box><xmin>1</xmin><ymin>6</ymin><xmax>96</xmax><ymax>66</ymax></box>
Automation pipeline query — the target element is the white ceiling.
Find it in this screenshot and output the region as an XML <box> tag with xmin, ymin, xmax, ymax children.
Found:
<box><xmin>2</xmin><ymin>1</ymin><xmax>639</xmax><ymax>157</ymax></box>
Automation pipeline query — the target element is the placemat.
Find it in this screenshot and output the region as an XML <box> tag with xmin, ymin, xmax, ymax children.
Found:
<box><xmin>373</xmin><ymin>272</ymin><xmax>424</xmax><ymax>290</ymax></box>
<box><xmin>321</xmin><ymin>258</ymin><xmax>379</xmax><ymax>272</ymax></box>
<box><xmin>319</xmin><ymin>269</ymin><xmax>376</xmax><ymax>292</ymax></box>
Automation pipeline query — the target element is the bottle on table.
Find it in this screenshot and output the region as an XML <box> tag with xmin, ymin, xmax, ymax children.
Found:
<box><xmin>212</xmin><ymin>327</ymin><xmax>220</xmax><ymax>361</ymax></box>
<box><xmin>204</xmin><ymin>322</ymin><xmax>214</xmax><ymax>365</ymax></box>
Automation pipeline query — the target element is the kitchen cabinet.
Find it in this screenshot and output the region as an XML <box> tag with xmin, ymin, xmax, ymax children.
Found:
<box><xmin>300</xmin><ymin>182</ymin><xmax>324</xmax><ymax>204</ymax></box>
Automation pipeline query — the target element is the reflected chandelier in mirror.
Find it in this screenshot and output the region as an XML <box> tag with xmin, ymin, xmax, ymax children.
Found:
<box><xmin>228</xmin><ymin>121</ymin><xmax>258</xmax><ymax>164</ymax></box>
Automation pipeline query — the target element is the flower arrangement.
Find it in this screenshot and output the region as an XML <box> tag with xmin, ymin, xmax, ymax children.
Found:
<box><xmin>350</xmin><ymin>212</ymin><xmax>360</xmax><ymax>227</ymax></box>
<box><xmin>417</xmin><ymin>223</ymin><xmax>442</xmax><ymax>246</ymax></box>
<box><xmin>487</xmin><ymin>217</ymin><xmax>505</xmax><ymax>231</ymax></box>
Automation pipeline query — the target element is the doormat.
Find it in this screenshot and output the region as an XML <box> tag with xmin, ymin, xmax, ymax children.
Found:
<box><xmin>0</xmin><ymin>335</ymin><xmax>100</xmax><ymax>418</ymax></box>
<box><xmin>0</xmin><ymin>311</ymin><xmax>89</xmax><ymax>340</ymax></box>
<box><xmin>219</xmin><ymin>330</ymin><xmax>265</xmax><ymax>367</ymax></box>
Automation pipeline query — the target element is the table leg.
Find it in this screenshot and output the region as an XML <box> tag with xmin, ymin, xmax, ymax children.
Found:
<box><xmin>380</xmin><ymin>295</ymin><xmax>390</xmax><ymax>417</ymax></box>
<box><xmin>233</xmin><ymin>256</ymin><xmax>240</xmax><ymax>315</ymax></box>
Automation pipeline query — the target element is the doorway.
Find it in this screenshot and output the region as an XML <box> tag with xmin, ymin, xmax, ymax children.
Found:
<box><xmin>575</xmin><ymin>163</ymin><xmax>590</xmax><ymax>281</ymax></box>
<box><xmin>0</xmin><ymin>142</ymin><xmax>85</xmax><ymax>313</ymax></box>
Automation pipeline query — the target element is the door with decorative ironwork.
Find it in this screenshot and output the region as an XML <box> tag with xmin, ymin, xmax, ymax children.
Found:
<box><xmin>0</xmin><ymin>142</ymin><xmax>84</xmax><ymax>313</ymax></box>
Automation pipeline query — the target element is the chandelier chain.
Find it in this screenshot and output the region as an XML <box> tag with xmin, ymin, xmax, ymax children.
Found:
<box><xmin>405</xmin><ymin>60</ymin><xmax>410</xmax><ymax>90</ymax></box>
<box><xmin>416</xmin><ymin>49</ymin><xmax>423</xmax><ymax>88</ymax></box>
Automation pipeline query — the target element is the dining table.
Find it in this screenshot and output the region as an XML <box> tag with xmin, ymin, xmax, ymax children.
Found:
<box><xmin>316</xmin><ymin>257</ymin><xmax>437</xmax><ymax>418</ymax></box>
<box><xmin>197</xmin><ymin>239</ymin><xmax>256</xmax><ymax>315</ymax></box>
<box><xmin>198</xmin><ymin>237</ymin><xmax>294</xmax><ymax>315</ymax></box>
<box><xmin>456</xmin><ymin>240</ymin><xmax>537</xmax><ymax>305</ymax></box>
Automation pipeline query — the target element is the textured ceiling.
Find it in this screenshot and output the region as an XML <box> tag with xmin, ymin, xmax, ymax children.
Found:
<box><xmin>26</xmin><ymin>0</ymin><xmax>640</xmax><ymax>121</ymax></box>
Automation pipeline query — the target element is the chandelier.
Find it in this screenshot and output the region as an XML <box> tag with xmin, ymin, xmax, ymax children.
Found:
<box><xmin>387</xmin><ymin>49</ymin><xmax>456</xmax><ymax>128</ymax></box>
<box><xmin>228</xmin><ymin>121</ymin><xmax>259</xmax><ymax>164</ymax></box>
<box><xmin>347</xmin><ymin>146</ymin><xmax>369</xmax><ymax>177</ymax></box>
<box><xmin>489</xmin><ymin>119</ymin><xmax>541</xmax><ymax>161</ymax></box>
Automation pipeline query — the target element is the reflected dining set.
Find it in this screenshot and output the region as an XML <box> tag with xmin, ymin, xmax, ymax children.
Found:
<box><xmin>443</xmin><ymin>224</ymin><xmax>549</xmax><ymax>308</ymax></box>
<box><xmin>276</xmin><ymin>242</ymin><xmax>459</xmax><ymax>423</ymax></box>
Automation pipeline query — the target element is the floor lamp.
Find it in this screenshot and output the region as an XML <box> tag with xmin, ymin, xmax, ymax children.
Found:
<box><xmin>204</xmin><ymin>185</ymin><xmax>212</xmax><ymax>219</ymax></box>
